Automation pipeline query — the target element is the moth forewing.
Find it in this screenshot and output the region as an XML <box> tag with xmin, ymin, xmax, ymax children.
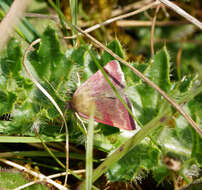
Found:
<box><xmin>71</xmin><ymin>60</ymin><xmax>136</xmax><ymax>130</ymax></box>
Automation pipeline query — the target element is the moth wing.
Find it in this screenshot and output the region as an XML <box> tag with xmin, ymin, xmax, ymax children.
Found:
<box><xmin>71</xmin><ymin>60</ymin><xmax>136</xmax><ymax>130</ymax></box>
<box><xmin>94</xmin><ymin>92</ymin><xmax>135</xmax><ymax>130</ymax></box>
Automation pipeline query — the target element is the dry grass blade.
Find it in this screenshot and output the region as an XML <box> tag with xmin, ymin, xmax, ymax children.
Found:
<box><xmin>159</xmin><ymin>0</ymin><xmax>202</xmax><ymax>30</ymax></box>
<box><xmin>15</xmin><ymin>170</ymin><xmax>85</xmax><ymax>190</ymax></box>
<box><xmin>111</xmin><ymin>0</ymin><xmax>153</xmax><ymax>17</ymax></box>
<box><xmin>74</xmin><ymin>25</ymin><xmax>202</xmax><ymax>137</ymax></box>
<box><xmin>22</xmin><ymin>39</ymin><xmax>69</xmax><ymax>185</ymax></box>
<box><xmin>64</xmin><ymin>1</ymin><xmax>160</xmax><ymax>40</ymax></box>
<box><xmin>0</xmin><ymin>0</ymin><xmax>31</xmax><ymax>52</ymax></box>
<box><xmin>0</xmin><ymin>158</ymin><xmax>68</xmax><ymax>190</ymax></box>
<box><xmin>151</xmin><ymin>4</ymin><xmax>160</xmax><ymax>56</ymax></box>
<box><xmin>116</xmin><ymin>20</ymin><xmax>193</xmax><ymax>27</ymax></box>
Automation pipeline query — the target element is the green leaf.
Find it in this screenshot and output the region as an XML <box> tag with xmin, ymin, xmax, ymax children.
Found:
<box><xmin>29</xmin><ymin>26</ymin><xmax>63</xmax><ymax>79</ymax></box>
<box><xmin>107</xmin><ymin>143</ymin><xmax>160</xmax><ymax>181</ymax></box>
<box><xmin>82</xmin><ymin>49</ymin><xmax>100</xmax><ymax>82</ymax></box>
<box><xmin>0</xmin><ymin>168</ymin><xmax>48</xmax><ymax>190</ymax></box>
<box><xmin>0</xmin><ymin>38</ymin><xmax>32</xmax><ymax>90</ymax></box>
<box><xmin>32</xmin><ymin>83</ymin><xmax>64</xmax><ymax>118</ymax></box>
<box><xmin>0</xmin><ymin>90</ymin><xmax>16</xmax><ymax>115</ymax></box>
<box><xmin>179</xmin><ymin>76</ymin><xmax>194</xmax><ymax>93</ymax></box>
<box><xmin>153</xmin><ymin>165</ymin><xmax>170</xmax><ymax>184</ymax></box>
<box><xmin>103</xmin><ymin>45</ymin><xmax>201</xmax><ymax>183</ymax></box>
<box><xmin>100</xmin><ymin>39</ymin><xmax>125</xmax><ymax>66</ymax></box>
<box><xmin>127</xmin><ymin>47</ymin><xmax>172</xmax><ymax>124</ymax></box>
<box><xmin>0</xmin><ymin>38</ymin><xmax>22</xmax><ymax>76</ymax></box>
<box><xmin>124</xmin><ymin>62</ymin><xmax>148</xmax><ymax>85</ymax></box>
<box><xmin>188</xmin><ymin>96</ymin><xmax>202</xmax><ymax>165</ymax></box>
<box><xmin>149</xmin><ymin>47</ymin><xmax>171</xmax><ymax>93</ymax></box>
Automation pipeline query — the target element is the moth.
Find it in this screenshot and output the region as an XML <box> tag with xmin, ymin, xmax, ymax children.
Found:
<box><xmin>71</xmin><ymin>60</ymin><xmax>135</xmax><ymax>130</ymax></box>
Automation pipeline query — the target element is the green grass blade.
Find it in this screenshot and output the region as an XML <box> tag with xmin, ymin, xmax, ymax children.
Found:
<box><xmin>85</xmin><ymin>105</ymin><xmax>95</xmax><ymax>190</ymax></box>
<box><xmin>69</xmin><ymin>0</ymin><xmax>78</xmax><ymax>45</ymax></box>
<box><xmin>69</xmin><ymin>0</ymin><xmax>78</xmax><ymax>26</ymax></box>
<box><xmin>0</xmin><ymin>136</ymin><xmax>63</xmax><ymax>143</ymax></box>
<box><xmin>56</xmin><ymin>0</ymin><xmax>68</xmax><ymax>35</ymax></box>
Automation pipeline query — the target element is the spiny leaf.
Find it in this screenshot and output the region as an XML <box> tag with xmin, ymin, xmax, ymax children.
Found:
<box><xmin>0</xmin><ymin>38</ymin><xmax>22</xmax><ymax>76</ymax></box>
<box><xmin>105</xmin><ymin>46</ymin><xmax>201</xmax><ymax>183</ymax></box>
<box><xmin>100</xmin><ymin>39</ymin><xmax>125</xmax><ymax>66</ymax></box>
<box><xmin>0</xmin><ymin>38</ymin><xmax>32</xmax><ymax>90</ymax></box>
<box><xmin>107</xmin><ymin>143</ymin><xmax>159</xmax><ymax>181</ymax></box>
<box><xmin>0</xmin><ymin>90</ymin><xmax>16</xmax><ymax>115</ymax></box>
<box><xmin>150</xmin><ymin>47</ymin><xmax>171</xmax><ymax>93</ymax></box>
<box><xmin>29</xmin><ymin>26</ymin><xmax>63</xmax><ymax>79</ymax></box>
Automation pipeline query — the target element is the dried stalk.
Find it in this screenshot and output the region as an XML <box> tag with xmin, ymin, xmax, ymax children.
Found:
<box><xmin>111</xmin><ymin>0</ymin><xmax>152</xmax><ymax>17</ymax></box>
<box><xmin>116</xmin><ymin>20</ymin><xmax>194</xmax><ymax>27</ymax></box>
<box><xmin>0</xmin><ymin>158</ymin><xmax>68</xmax><ymax>190</ymax></box>
<box><xmin>159</xmin><ymin>0</ymin><xmax>202</xmax><ymax>30</ymax></box>
<box><xmin>15</xmin><ymin>170</ymin><xmax>85</xmax><ymax>190</ymax></box>
<box><xmin>22</xmin><ymin>39</ymin><xmax>69</xmax><ymax>185</ymax></box>
<box><xmin>64</xmin><ymin>1</ymin><xmax>160</xmax><ymax>40</ymax></box>
<box><xmin>151</xmin><ymin>4</ymin><xmax>160</xmax><ymax>56</ymax></box>
<box><xmin>0</xmin><ymin>0</ymin><xmax>31</xmax><ymax>52</ymax></box>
